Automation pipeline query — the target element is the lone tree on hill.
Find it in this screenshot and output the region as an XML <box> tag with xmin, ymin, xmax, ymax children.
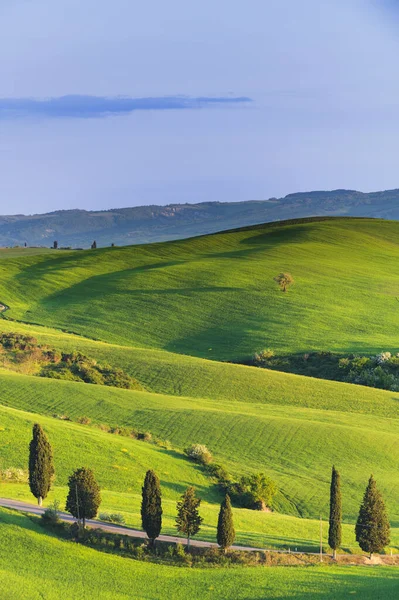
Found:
<box><xmin>28</xmin><ymin>423</ymin><xmax>54</xmax><ymax>506</ymax></box>
<box><xmin>176</xmin><ymin>486</ymin><xmax>203</xmax><ymax>549</ymax></box>
<box><xmin>328</xmin><ymin>465</ymin><xmax>342</xmax><ymax>559</ymax></box>
<box><xmin>355</xmin><ymin>475</ymin><xmax>390</xmax><ymax>558</ymax></box>
<box><xmin>66</xmin><ymin>467</ymin><xmax>101</xmax><ymax>528</ymax></box>
<box><xmin>217</xmin><ymin>494</ymin><xmax>235</xmax><ymax>552</ymax></box>
<box><xmin>91</xmin><ymin>240</ymin><xmax>97</xmax><ymax>249</ymax></box>
<box><xmin>274</xmin><ymin>272</ymin><xmax>294</xmax><ymax>292</ymax></box>
<box><xmin>141</xmin><ymin>469</ymin><xmax>163</xmax><ymax>549</ymax></box>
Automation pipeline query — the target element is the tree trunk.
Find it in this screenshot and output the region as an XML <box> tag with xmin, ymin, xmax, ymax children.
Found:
<box><xmin>38</xmin><ymin>496</ymin><xmax>42</xmax><ymax>507</ymax></box>
<box><xmin>82</xmin><ymin>517</ymin><xmax>86</xmax><ymax>529</ymax></box>
<box><xmin>187</xmin><ymin>535</ymin><xmax>190</xmax><ymax>550</ymax></box>
<box><xmin>369</xmin><ymin>552</ymin><xmax>373</xmax><ymax>560</ymax></box>
<box><xmin>332</xmin><ymin>549</ymin><xmax>336</xmax><ymax>560</ymax></box>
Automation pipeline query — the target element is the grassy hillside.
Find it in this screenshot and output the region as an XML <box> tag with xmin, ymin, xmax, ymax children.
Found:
<box><xmin>0</xmin><ymin>370</ymin><xmax>398</xmax><ymax>529</ymax></box>
<box><xmin>2</xmin><ymin>218</ymin><xmax>399</xmax><ymax>359</ymax></box>
<box><xmin>1</xmin><ymin>217</ymin><xmax>399</xmax><ymax>594</ymax></box>
<box><xmin>5</xmin><ymin>399</ymin><xmax>395</xmax><ymax>552</ymax></box>
<box><xmin>2</xmin><ymin>509</ymin><xmax>398</xmax><ymax>600</ymax></box>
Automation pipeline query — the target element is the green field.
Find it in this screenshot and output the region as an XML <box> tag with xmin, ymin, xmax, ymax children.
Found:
<box><xmin>1</xmin><ymin>218</ymin><xmax>399</xmax><ymax>597</ymax></box>
<box><xmin>2</xmin><ymin>218</ymin><xmax>399</xmax><ymax>357</ymax></box>
<box><xmin>1</xmin><ymin>508</ymin><xmax>398</xmax><ymax>600</ymax></box>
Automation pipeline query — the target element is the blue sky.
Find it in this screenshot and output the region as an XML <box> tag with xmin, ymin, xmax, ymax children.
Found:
<box><xmin>0</xmin><ymin>0</ymin><xmax>398</xmax><ymax>214</ymax></box>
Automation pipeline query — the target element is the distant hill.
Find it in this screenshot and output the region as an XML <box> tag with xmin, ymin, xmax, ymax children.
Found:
<box><xmin>3</xmin><ymin>187</ymin><xmax>399</xmax><ymax>247</ymax></box>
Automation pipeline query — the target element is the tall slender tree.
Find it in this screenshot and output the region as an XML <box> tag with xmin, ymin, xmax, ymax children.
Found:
<box><xmin>176</xmin><ymin>486</ymin><xmax>203</xmax><ymax>549</ymax></box>
<box><xmin>28</xmin><ymin>423</ymin><xmax>54</xmax><ymax>506</ymax></box>
<box><xmin>66</xmin><ymin>467</ymin><xmax>101</xmax><ymax>528</ymax></box>
<box><xmin>328</xmin><ymin>465</ymin><xmax>342</xmax><ymax>559</ymax></box>
<box><xmin>141</xmin><ymin>469</ymin><xmax>162</xmax><ymax>549</ymax></box>
<box><xmin>217</xmin><ymin>494</ymin><xmax>235</xmax><ymax>552</ymax></box>
<box><xmin>355</xmin><ymin>475</ymin><xmax>390</xmax><ymax>558</ymax></box>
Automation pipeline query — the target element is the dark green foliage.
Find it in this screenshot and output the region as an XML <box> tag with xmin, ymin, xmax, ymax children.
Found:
<box><xmin>0</xmin><ymin>332</ymin><xmax>141</xmax><ymax>389</ymax></box>
<box><xmin>42</xmin><ymin>351</ymin><xmax>140</xmax><ymax>389</ymax></box>
<box><xmin>0</xmin><ymin>332</ymin><xmax>38</xmax><ymax>351</ymax></box>
<box><xmin>252</xmin><ymin>349</ymin><xmax>399</xmax><ymax>393</ymax></box>
<box><xmin>228</xmin><ymin>473</ymin><xmax>278</xmax><ymax>510</ymax></box>
<box><xmin>217</xmin><ymin>494</ymin><xmax>235</xmax><ymax>551</ymax></box>
<box><xmin>66</xmin><ymin>467</ymin><xmax>101</xmax><ymax>527</ymax></box>
<box><xmin>141</xmin><ymin>470</ymin><xmax>162</xmax><ymax>547</ymax></box>
<box><xmin>355</xmin><ymin>475</ymin><xmax>390</xmax><ymax>556</ymax></box>
<box><xmin>328</xmin><ymin>466</ymin><xmax>342</xmax><ymax>558</ymax></box>
<box><xmin>28</xmin><ymin>423</ymin><xmax>54</xmax><ymax>505</ymax></box>
<box><xmin>41</xmin><ymin>500</ymin><xmax>61</xmax><ymax>526</ymax></box>
<box><xmin>176</xmin><ymin>486</ymin><xmax>203</xmax><ymax>547</ymax></box>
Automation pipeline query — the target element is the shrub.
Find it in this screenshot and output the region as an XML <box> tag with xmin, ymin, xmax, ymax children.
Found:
<box><xmin>0</xmin><ymin>467</ymin><xmax>28</xmax><ymax>483</ymax></box>
<box><xmin>99</xmin><ymin>512</ymin><xmax>126</xmax><ymax>525</ymax></box>
<box><xmin>41</xmin><ymin>500</ymin><xmax>61</xmax><ymax>525</ymax></box>
<box><xmin>185</xmin><ymin>444</ymin><xmax>213</xmax><ymax>465</ymax></box>
<box><xmin>137</xmin><ymin>431</ymin><xmax>152</xmax><ymax>442</ymax></box>
<box><xmin>228</xmin><ymin>473</ymin><xmax>278</xmax><ymax>510</ymax></box>
<box><xmin>207</xmin><ymin>463</ymin><xmax>231</xmax><ymax>485</ymax></box>
<box><xmin>253</xmin><ymin>349</ymin><xmax>275</xmax><ymax>365</ymax></box>
<box><xmin>375</xmin><ymin>351</ymin><xmax>392</xmax><ymax>364</ymax></box>
<box><xmin>77</xmin><ymin>416</ymin><xmax>91</xmax><ymax>425</ymax></box>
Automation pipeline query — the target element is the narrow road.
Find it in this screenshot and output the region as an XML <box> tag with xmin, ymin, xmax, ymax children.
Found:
<box><xmin>0</xmin><ymin>497</ymin><xmax>270</xmax><ymax>552</ymax></box>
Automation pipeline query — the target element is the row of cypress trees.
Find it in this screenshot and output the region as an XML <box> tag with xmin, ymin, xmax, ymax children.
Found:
<box><xmin>27</xmin><ymin>425</ymin><xmax>236</xmax><ymax>550</ymax></box>
<box><xmin>328</xmin><ymin>465</ymin><xmax>390</xmax><ymax>558</ymax></box>
<box><xmin>141</xmin><ymin>469</ymin><xmax>235</xmax><ymax>551</ymax></box>
<box><xmin>27</xmin><ymin>424</ymin><xmax>391</xmax><ymax>556</ymax></box>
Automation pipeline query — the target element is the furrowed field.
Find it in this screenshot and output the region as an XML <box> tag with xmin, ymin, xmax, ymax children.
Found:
<box><xmin>0</xmin><ymin>217</ymin><xmax>398</xmax><ymax>597</ymax></box>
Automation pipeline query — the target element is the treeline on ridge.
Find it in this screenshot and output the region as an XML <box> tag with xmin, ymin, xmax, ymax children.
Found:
<box><xmin>252</xmin><ymin>349</ymin><xmax>399</xmax><ymax>392</ymax></box>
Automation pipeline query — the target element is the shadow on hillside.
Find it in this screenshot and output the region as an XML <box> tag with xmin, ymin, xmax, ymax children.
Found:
<box><xmin>15</xmin><ymin>257</ymin><xmax>185</xmax><ymax>290</ymax></box>
<box><xmin>241</xmin><ymin>224</ymin><xmax>314</xmax><ymax>247</ymax></box>
<box><xmin>0</xmin><ymin>508</ymin><xmax>61</xmax><ymax>540</ymax></box>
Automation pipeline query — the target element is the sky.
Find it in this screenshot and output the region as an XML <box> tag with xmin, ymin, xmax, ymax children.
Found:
<box><xmin>0</xmin><ymin>0</ymin><xmax>398</xmax><ymax>214</ymax></box>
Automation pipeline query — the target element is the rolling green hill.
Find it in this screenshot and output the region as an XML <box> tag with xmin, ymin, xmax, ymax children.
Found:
<box><xmin>2</xmin><ymin>218</ymin><xmax>399</xmax><ymax>359</ymax></box>
<box><xmin>0</xmin><ymin>366</ymin><xmax>398</xmax><ymax>533</ymax></box>
<box><xmin>1</xmin><ymin>217</ymin><xmax>399</xmax><ymax>597</ymax></box>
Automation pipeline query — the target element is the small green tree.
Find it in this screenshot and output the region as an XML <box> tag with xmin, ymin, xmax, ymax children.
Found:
<box><xmin>328</xmin><ymin>465</ymin><xmax>342</xmax><ymax>559</ymax></box>
<box><xmin>141</xmin><ymin>469</ymin><xmax>162</xmax><ymax>549</ymax></box>
<box><xmin>66</xmin><ymin>467</ymin><xmax>101</xmax><ymax>528</ymax></box>
<box><xmin>355</xmin><ymin>475</ymin><xmax>390</xmax><ymax>558</ymax></box>
<box><xmin>176</xmin><ymin>486</ymin><xmax>203</xmax><ymax>549</ymax></box>
<box><xmin>236</xmin><ymin>472</ymin><xmax>278</xmax><ymax>510</ymax></box>
<box><xmin>217</xmin><ymin>494</ymin><xmax>235</xmax><ymax>552</ymax></box>
<box><xmin>274</xmin><ymin>272</ymin><xmax>294</xmax><ymax>292</ymax></box>
<box><xmin>28</xmin><ymin>423</ymin><xmax>55</xmax><ymax>506</ymax></box>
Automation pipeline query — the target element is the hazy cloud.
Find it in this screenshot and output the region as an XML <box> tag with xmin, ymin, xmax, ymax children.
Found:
<box><xmin>0</xmin><ymin>95</ymin><xmax>252</xmax><ymax>119</ymax></box>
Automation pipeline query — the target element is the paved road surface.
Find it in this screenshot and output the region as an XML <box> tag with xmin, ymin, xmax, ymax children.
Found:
<box><xmin>0</xmin><ymin>497</ymin><xmax>269</xmax><ymax>552</ymax></box>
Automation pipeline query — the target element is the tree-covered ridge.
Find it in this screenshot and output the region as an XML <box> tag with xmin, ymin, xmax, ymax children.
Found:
<box><xmin>2</xmin><ymin>188</ymin><xmax>399</xmax><ymax>247</ymax></box>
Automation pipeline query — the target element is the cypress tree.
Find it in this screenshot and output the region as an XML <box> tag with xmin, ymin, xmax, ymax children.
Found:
<box><xmin>355</xmin><ymin>475</ymin><xmax>390</xmax><ymax>558</ymax></box>
<box><xmin>217</xmin><ymin>494</ymin><xmax>235</xmax><ymax>552</ymax></box>
<box><xmin>141</xmin><ymin>469</ymin><xmax>162</xmax><ymax>549</ymax></box>
<box><xmin>328</xmin><ymin>465</ymin><xmax>342</xmax><ymax>559</ymax></box>
<box><xmin>66</xmin><ymin>467</ymin><xmax>101</xmax><ymax>528</ymax></box>
<box><xmin>176</xmin><ymin>486</ymin><xmax>203</xmax><ymax>549</ymax></box>
<box><xmin>28</xmin><ymin>423</ymin><xmax>54</xmax><ymax>506</ymax></box>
